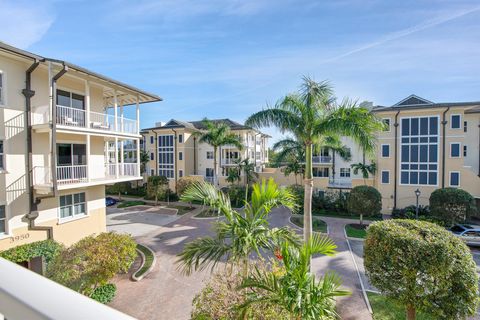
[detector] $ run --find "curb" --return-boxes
[288,214,329,235]
[344,227,373,315]
[131,244,156,282]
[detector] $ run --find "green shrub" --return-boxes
[346,186,381,224]
[429,188,477,226]
[222,185,250,208]
[391,205,430,219]
[286,185,304,214]
[0,239,63,265]
[177,177,198,197]
[365,219,479,319]
[47,232,137,295]
[313,190,349,213]
[117,200,147,208]
[90,283,117,304]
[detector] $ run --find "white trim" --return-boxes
[58,191,88,222]
[450,114,462,129]
[382,117,391,132]
[381,144,390,158]
[0,204,7,236]
[380,170,390,184]
[449,142,461,158]
[0,70,6,106]
[449,171,461,187]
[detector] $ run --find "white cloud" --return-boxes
[0,0,54,48]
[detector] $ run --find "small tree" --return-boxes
[346,185,381,225]
[110,182,130,200]
[177,177,197,198]
[350,162,376,185]
[429,188,477,226]
[147,175,168,205]
[365,219,479,320]
[47,232,137,296]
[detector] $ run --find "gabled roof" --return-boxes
[188,119,249,130]
[372,94,480,112]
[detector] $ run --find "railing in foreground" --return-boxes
[0,257,134,320]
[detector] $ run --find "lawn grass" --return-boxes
[168,205,194,215]
[195,208,223,218]
[134,244,154,278]
[117,200,147,208]
[313,210,383,221]
[345,223,368,239]
[367,292,434,320]
[290,215,327,233]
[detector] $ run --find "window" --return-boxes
[381,171,390,184]
[150,136,154,144]
[206,168,214,177]
[464,145,468,157]
[340,168,350,177]
[0,140,4,170]
[381,144,390,157]
[179,170,183,178]
[464,121,468,132]
[59,192,86,220]
[313,167,329,177]
[400,117,438,185]
[178,134,183,143]
[450,143,460,158]
[179,152,183,160]
[150,169,154,176]
[0,71,4,105]
[57,89,84,109]
[150,153,154,160]
[450,172,460,187]
[158,135,175,178]
[0,205,5,234]
[450,114,461,129]
[382,118,391,132]
[206,151,214,159]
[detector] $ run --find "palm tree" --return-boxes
[139,149,150,174]
[246,76,383,246]
[351,162,376,185]
[195,119,243,186]
[237,158,259,200]
[226,167,241,185]
[283,157,305,185]
[177,178,299,275]
[238,234,350,319]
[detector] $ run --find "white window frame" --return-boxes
[0,70,5,106]
[450,114,461,129]
[382,118,391,132]
[58,192,87,222]
[178,134,183,143]
[0,204,6,235]
[449,171,461,187]
[381,144,390,158]
[206,151,214,159]
[340,168,351,178]
[450,142,461,158]
[381,170,390,184]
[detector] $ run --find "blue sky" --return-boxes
[1,0,480,144]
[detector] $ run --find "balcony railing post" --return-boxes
[86,134,91,182]
[85,80,90,128]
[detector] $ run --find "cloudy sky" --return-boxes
[1,0,480,144]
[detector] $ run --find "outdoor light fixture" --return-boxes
[415,189,421,220]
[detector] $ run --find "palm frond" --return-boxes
[176,237,231,275]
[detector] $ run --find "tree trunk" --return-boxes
[360,213,363,226]
[118,191,122,201]
[304,143,313,248]
[213,146,218,186]
[406,304,416,320]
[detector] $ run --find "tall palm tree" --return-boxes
[238,234,350,319]
[195,119,243,186]
[177,178,299,275]
[246,76,383,245]
[237,158,259,200]
[351,162,377,185]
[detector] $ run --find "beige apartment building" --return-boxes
[141,119,269,190]
[373,95,480,213]
[0,42,160,251]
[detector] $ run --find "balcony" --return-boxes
[312,156,332,164]
[221,158,240,165]
[33,163,139,192]
[328,178,352,188]
[32,105,138,135]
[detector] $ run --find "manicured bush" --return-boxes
[313,190,349,214]
[47,232,137,295]
[365,219,479,320]
[429,188,477,226]
[90,283,117,304]
[391,205,430,219]
[346,186,381,224]
[0,239,63,265]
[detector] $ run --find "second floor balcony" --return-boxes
[312,155,332,164]
[32,105,138,135]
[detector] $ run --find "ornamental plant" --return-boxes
[0,239,62,265]
[364,219,479,320]
[429,188,477,226]
[346,185,381,225]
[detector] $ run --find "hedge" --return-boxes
[0,239,63,265]
[90,283,117,304]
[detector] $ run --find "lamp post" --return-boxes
[415,189,421,220]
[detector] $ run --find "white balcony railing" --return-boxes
[57,165,88,184]
[312,156,332,163]
[221,158,240,165]
[328,178,352,188]
[32,105,138,135]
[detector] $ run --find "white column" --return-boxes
[114,137,119,178]
[120,139,124,176]
[113,90,118,131]
[136,138,141,177]
[136,96,140,135]
[85,80,90,128]
[86,134,91,182]
[120,100,124,133]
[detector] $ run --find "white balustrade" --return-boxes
[312,156,332,163]
[56,165,88,184]
[56,105,86,127]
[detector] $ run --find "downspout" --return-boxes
[441,107,450,188]
[393,110,400,210]
[332,150,336,184]
[172,129,178,193]
[22,60,54,239]
[193,136,197,175]
[154,131,158,175]
[50,64,68,197]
